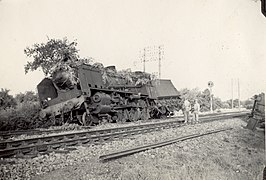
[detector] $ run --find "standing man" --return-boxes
[183,98,191,124]
[193,99,200,124]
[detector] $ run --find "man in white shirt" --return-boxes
[193,99,200,124]
[183,98,191,124]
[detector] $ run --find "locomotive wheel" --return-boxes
[160,106,167,115]
[122,109,129,123]
[129,109,138,122]
[141,108,149,120]
[128,109,134,122]
[116,110,124,123]
[82,112,93,126]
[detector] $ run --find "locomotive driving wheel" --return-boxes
[82,112,93,126]
[117,110,125,123]
[128,108,139,122]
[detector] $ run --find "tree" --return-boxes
[198,88,211,112]
[179,88,212,112]
[15,91,38,104]
[213,97,223,110]
[226,99,242,108]
[242,99,254,109]
[24,37,92,76]
[0,88,17,110]
[179,88,201,102]
[178,88,226,112]
[222,102,230,109]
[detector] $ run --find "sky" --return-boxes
[0,0,265,100]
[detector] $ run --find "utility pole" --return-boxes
[139,45,164,78]
[158,45,164,79]
[143,48,146,73]
[210,88,213,113]
[231,78,234,109]
[208,81,214,113]
[158,46,161,79]
[238,78,240,110]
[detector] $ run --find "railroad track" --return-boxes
[0,126,92,140]
[0,111,248,158]
[0,110,249,139]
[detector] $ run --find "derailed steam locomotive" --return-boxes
[37,63,181,125]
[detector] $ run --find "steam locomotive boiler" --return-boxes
[37,63,181,125]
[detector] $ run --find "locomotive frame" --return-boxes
[37,64,180,125]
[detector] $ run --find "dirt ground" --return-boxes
[1,118,265,180]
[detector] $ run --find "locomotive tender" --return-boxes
[37,63,181,125]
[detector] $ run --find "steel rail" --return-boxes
[0,112,247,148]
[0,123,182,158]
[0,122,182,157]
[0,121,181,149]
[99,127,232,161]
[0,111,249,139]
[0,128,91,140]
[0,112,247,158]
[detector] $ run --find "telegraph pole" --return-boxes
[231,78,234,109]
[208,81,214,113]
[143,48,146,73]
[210,88,213,113]
[158,45,164,79]
[139,45,164,78]
[158,46,161,79]
[238,78,240,110]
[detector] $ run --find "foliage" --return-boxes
[0,90,54,131]
[222,102,230,109]
[24,37,92,76]
[15,91,38,104]
[213,97,223,110]
[0,88,17,110]
[242,99,254,109]
[225,99,244,108]
[179,88,201,101]
[0,101,55,131]
[179,88,224,112]
[198,89,211,111]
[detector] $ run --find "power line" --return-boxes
[139,45,164,79]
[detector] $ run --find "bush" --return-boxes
[0,88,17,110]
[0,102,52,131]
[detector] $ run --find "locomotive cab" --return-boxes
[37,78,58,108]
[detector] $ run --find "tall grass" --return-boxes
[0,102,52,131]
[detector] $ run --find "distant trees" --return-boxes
[178,88,246,112]
[199,89,212,111]
[0,88,17,110]
[0,90,41,131]
[179,87,256,112]
[179,88,215,112]
[15,91,38,104]
[224,99,249,109]
[242,99,254,109]
[0,90,39,110]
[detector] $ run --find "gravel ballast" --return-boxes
[0,118,264,180]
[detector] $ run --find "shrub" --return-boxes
[0,102,52,131]
[0,88,17,110]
